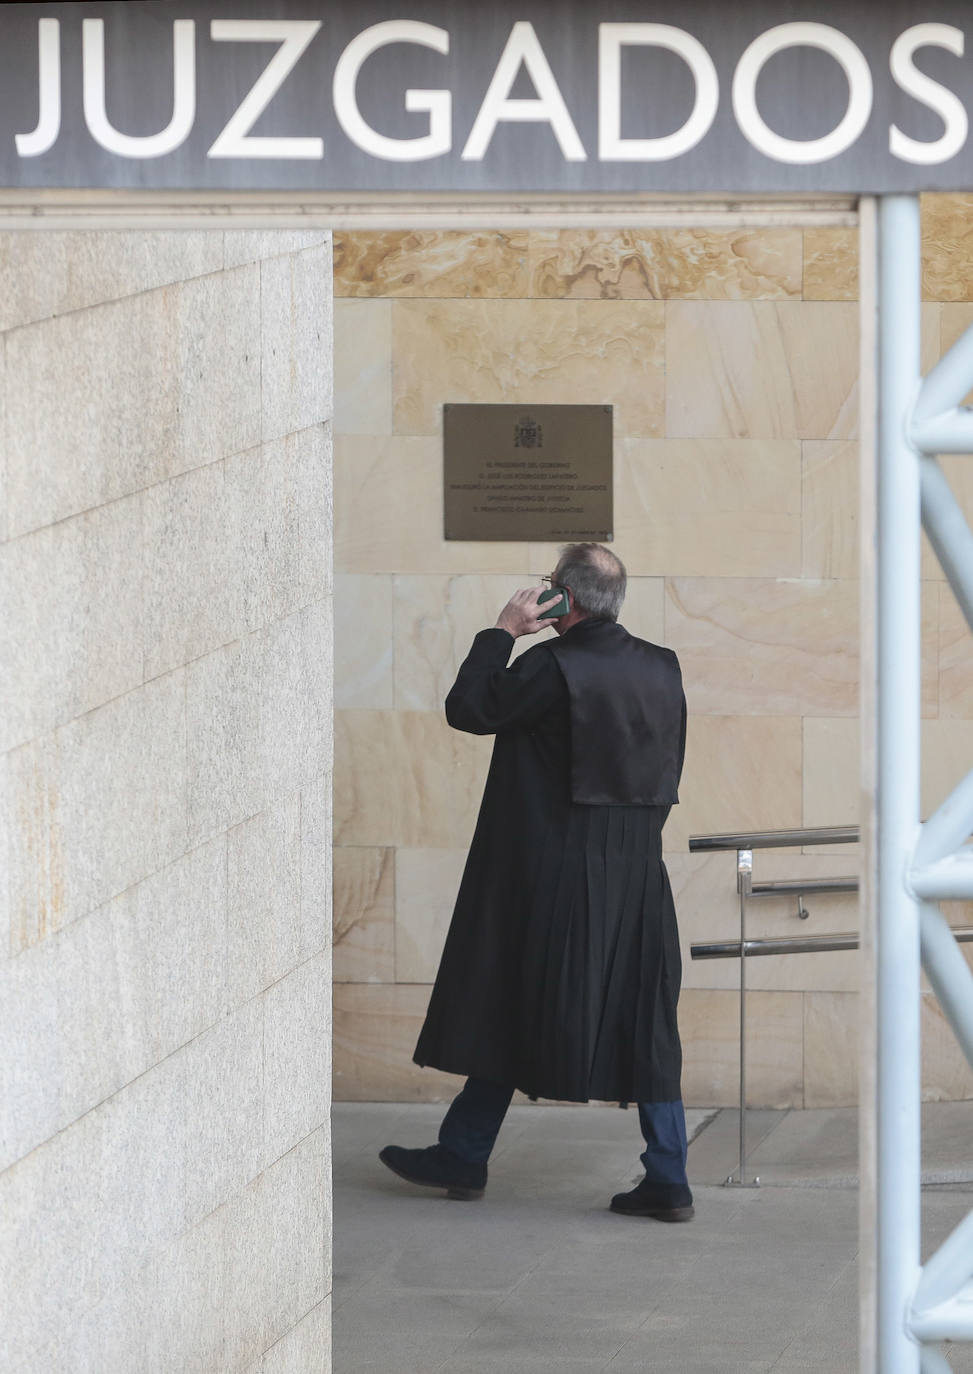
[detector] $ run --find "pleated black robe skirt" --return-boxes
[414,619,686,1105]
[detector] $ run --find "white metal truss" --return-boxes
[867,193,973,1373]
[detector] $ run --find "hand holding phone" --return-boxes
[537,586,570,617]
[495,585,568,637]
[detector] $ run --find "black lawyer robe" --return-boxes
[414,617,687,1104]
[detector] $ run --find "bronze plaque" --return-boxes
[444,404,612,542]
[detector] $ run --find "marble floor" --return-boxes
[333,1100,973,1374]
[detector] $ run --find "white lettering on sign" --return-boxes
[83,18,197,158]
[890,24,968,164]
[598,23,719,161]
[732,23,873,165]
[333,21,451,161]
[462,21,586,161]
[9,12,973,177]
[209,20,323,159]
[16,17,60,157]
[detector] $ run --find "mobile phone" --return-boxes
[538,585,570,617]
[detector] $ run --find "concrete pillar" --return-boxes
[0,229,334,1371]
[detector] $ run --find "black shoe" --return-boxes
[610,1177,694,1222]
[379,1144,487,1200]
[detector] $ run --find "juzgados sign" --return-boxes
[4,1,973,192]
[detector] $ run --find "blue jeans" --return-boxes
[438,1077,689,1187]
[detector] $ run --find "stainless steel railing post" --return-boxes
[688,825,863,1188]
[729,848,758,1187]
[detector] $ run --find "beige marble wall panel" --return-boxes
[395,848,468,984]
[802,441,859,581]
[922,992,973,1101]
[669,850,861,995]
[804,716,973,829]
[6,673,189,951]
[922,195,973,302]
[223,1127,330,1369]
[234,425,334,631]
[527,544,560,578]
[776,575,935,724]
[922,302,945,369]
[333,847,395,985]
[804,992,857,1107]
[618,577,666,645]
[222,230,329,270]
[260,244,333,444]
[141,461,245,682]
[667,852,740,993]
[667,576,859,718]
[334,709,489,849]
[333,983,458,1102]
[5,268,262,539]
[142,427,332,686]
[665,301,858,441]
[0,344,6,544]
[391,299,665,438]
[262,953,333,1167]
[0,231,225,333]
[185,603,333,848]
[262,1300,332,1374]
[922,719,973,818]
[617,440,801,579]
[528,229,802,301]
[665,715,803,853]
[940,302,973,357]
[334,231,529,298]
[938,305,973,412]
[1,837,227,1172]
[333,299,392,436]
[335,435,529,576]
[802,228,858,302]
[226,798,304,1009]
[392,574,540,713]
[334,574,394,710]
[803,717,859,830]
[923,582,941,718]
[679,988,804,1108]
[939,586,973,718]
[1,496,144,755]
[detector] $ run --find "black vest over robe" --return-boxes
[414,618,687,1104]
[546,619,684,805]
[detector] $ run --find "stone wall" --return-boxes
[332,198,973,1110]
[1,231,334,1371]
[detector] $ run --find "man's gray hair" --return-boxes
[554,543,627,622]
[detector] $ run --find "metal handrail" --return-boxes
[689,825,860,852]
[686,824,860,1187]
[693,928,973,960]
[751,877,858,897]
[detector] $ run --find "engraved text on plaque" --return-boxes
[444,404,612,542]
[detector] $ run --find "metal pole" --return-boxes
[728,848,755,1187]
[874,194,923,1374]
[859,195,880,1374]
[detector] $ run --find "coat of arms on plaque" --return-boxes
[513,415,543,449]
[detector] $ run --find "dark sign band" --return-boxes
[3,2,973,193]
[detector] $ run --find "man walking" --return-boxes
[380,543,692,1221]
